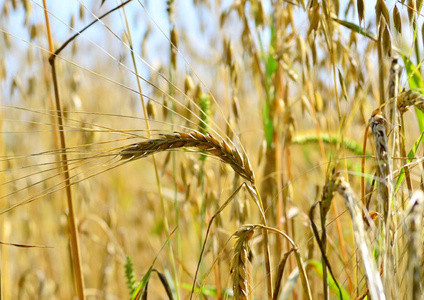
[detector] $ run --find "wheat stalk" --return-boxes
[120,131,255,184]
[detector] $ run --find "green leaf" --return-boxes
[395,131,424,194]
[131,228,176,300]
[400,54,424,131]
[306,260,350,300]
[132,266,153,300]
[181,283,233,297]
[332,18,377,41]
[262,17,278,147]
[263,100,274,147]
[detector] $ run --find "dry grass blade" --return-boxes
[335,175,386,300]
[231,226,254,300]
[119,131,255,184]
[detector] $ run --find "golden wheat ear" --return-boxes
[119,130,255,184]
[231,226,255,300]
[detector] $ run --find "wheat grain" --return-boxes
[119,131,255,184]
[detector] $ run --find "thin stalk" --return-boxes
[377,23,385,106]
[331,201,353,292]
[42,1,85,298]
[275,122,284,255]
[319,203,329,300]
[361,125,369,204]
[0,83,9,300]
[414,16,421,72]
[169,23,183,300]
[199,160,206,300]
[399,116,413,196]
[251,185,273,300]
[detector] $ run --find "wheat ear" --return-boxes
[120,131,255,184]
[369,110,392,222]
[397,90,424,114]
[231,226,254,300]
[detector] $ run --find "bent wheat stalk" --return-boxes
[120,130,255,184]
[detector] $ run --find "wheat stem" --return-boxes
[43,1,85,298]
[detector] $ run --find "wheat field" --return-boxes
[1,0,424,299]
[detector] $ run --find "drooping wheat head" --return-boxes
[119,130,255,184]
